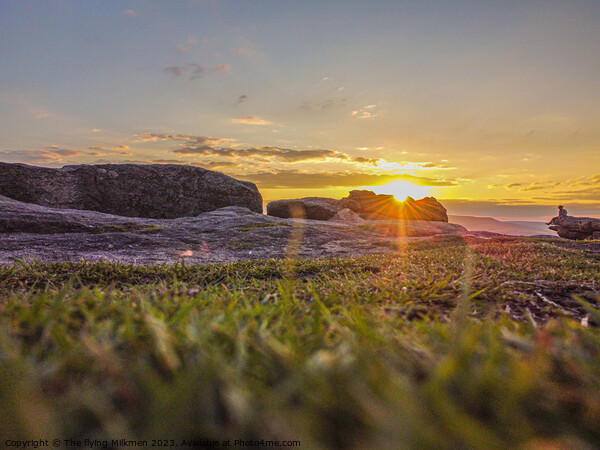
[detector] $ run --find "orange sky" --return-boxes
[1,1,599,220]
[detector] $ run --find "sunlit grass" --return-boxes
[1,237,599,448]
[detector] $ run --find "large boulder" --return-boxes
[0,162,262,219]
[548,207,600,240]
[267,197,340,220]
[339,190,448,222]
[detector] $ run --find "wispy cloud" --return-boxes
[236,95,248,104]
[26,105,54,119]
[86,145,130,151]
[232,117,272,125]
[134,133,195,142]
[134,133,233,146]
[173,145,347,162]
[144,132,350,163]
[505,183,522,189]
[529,174,600,202]
[230,46,255,57]
[163,63,230,80]
[164,66,188,77]
[351,104,377,119]
[229,39,258,58]
[0,142,138,164]
[503,180,563,192]
[176,37,198,52]
[300,97,346,113]
[351,156,381,165]
[138,132,452,174]
[123,9,136,18]
[497,174,600,203]
[521,181,562,192]
[0,148,82,165]
[85,145,132,156]
[239,170,459,189]
[190,63,230,79]
[197,161,242,170]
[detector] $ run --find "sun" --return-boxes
[367,181,430,201]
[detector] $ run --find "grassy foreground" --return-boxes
[1,237,599,449]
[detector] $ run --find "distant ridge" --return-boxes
[449,215,551,236]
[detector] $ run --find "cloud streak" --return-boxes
[232,117,272,125]
[138,132,453,173]
[176,37,198,52]
[351,104,377,119]
[0,149,82,164]
[134,133,232,146]
[173,145,348,162]
[163,63,230,80]
[164,66,188,77]
[238,169,458,189]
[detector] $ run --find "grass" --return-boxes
[1,237,599,448]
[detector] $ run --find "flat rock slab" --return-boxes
[0,196,467,265]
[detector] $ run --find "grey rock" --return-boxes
[339,190,448,222]
[357,220,465,237]
[0,196,466,265]
[329,208,365,224]
[267,191,449,222]
[0,162,262,218]
[0,194,152,234]
[267,197,340,220]
[548,207,600,240]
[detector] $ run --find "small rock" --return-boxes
[267,197,340,220]
[329,208,365,224]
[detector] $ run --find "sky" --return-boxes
[1,0,599,220]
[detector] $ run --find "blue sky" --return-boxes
[1,0,599,219]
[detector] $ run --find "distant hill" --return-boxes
[448,215,552,236]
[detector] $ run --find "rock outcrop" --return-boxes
[0,195,466,265]
[548,206,600,240]
[339,190,448,222]
[267,191,449,222]
[266,197,340,220]
[0,162,263,218]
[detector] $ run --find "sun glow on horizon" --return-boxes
[366,181,430,201]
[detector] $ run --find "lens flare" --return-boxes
[366,181,430,201]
